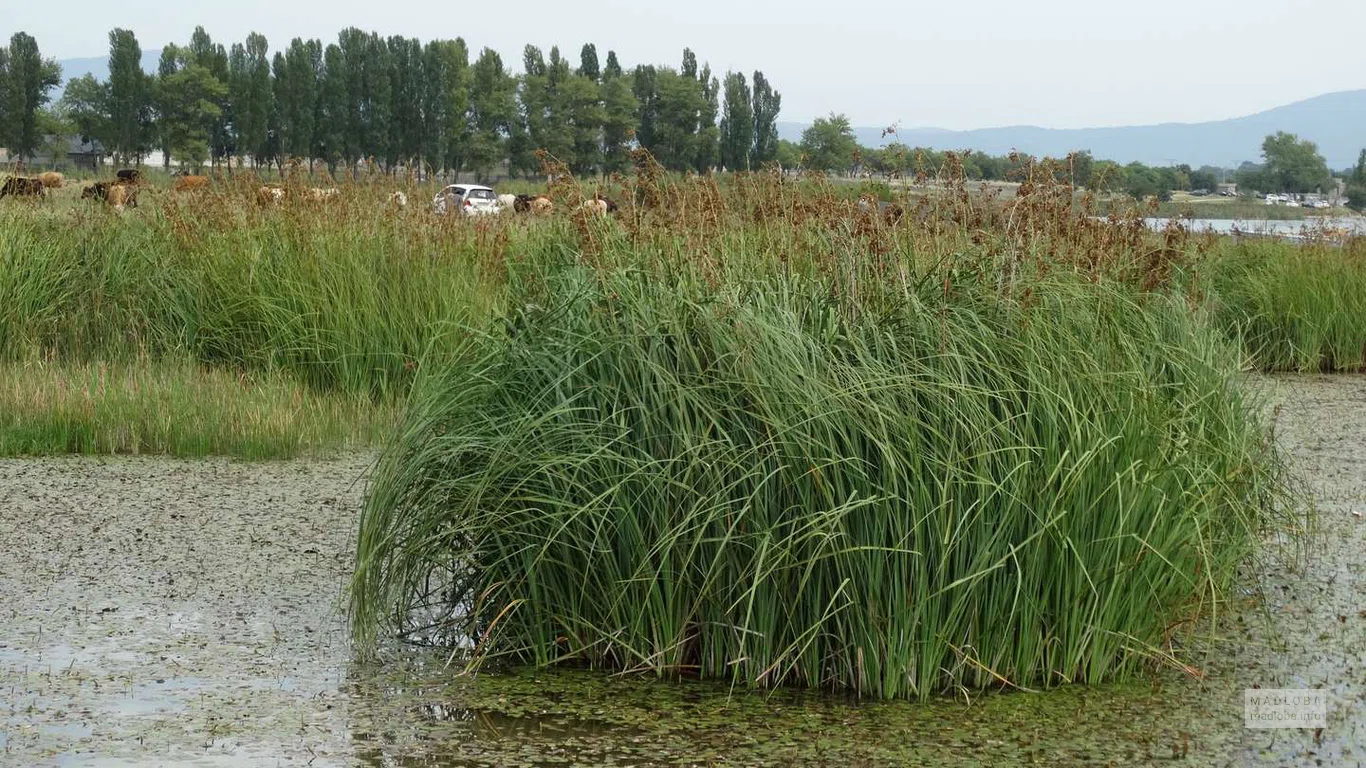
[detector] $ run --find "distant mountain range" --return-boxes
[779,90,1366,170]
[54,49,164,95]
[52,53,1363,170]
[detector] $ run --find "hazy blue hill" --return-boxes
[779,90,1366,169]
[53,49,163,97]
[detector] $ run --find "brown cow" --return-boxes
[116,169,143,184]
[83,180,139,207]
[108,184,132,209]
[81,181,115,201]
[174,175,209,192]
[39,171,64,189]
[1,177,46,199]
[530,196,554,215]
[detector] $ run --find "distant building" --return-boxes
[0,136,106,172]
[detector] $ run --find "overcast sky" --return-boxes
[7,0,1365,130]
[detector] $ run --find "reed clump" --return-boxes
[351,240,1290,698]
[1201,238,1366,372]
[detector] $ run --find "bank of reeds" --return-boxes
[0,183,501,399]
[0,358,393,457]
[1201,239,1366,372]
[350,247,1291,698]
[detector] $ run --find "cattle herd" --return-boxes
[0,169,625,218]
[2,170,901,224]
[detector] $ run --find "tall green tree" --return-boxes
[518,45,576,171]
[467,47,516,181]
[1260,131,1331,194]
[647,67,704,170]
[1,33,62,161]
[799,113,857,172]
[421,38,469,176]
[317,43,346,170]
[386,36,426,169]
[578,43,599,81]
[104,28,148,163]
[750,70,780,167]
[156,47,228,170]
[693,63,719,172]
[154,46,179,167]
[334,28,393,169]
[60,73,111,151]
[599,52,637,175]
[631,65,659,152]
[185,27,232,166]
[563,72,604,175]
[273,38,321,166]
[603,50,622,80]
[228,32,272,167]
[718,71,753,171]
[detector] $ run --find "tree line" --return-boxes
[2,26,1360,207]
[0,27,783,179]
[794,114,1356,203]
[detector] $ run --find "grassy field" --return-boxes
[3,162,1355,699]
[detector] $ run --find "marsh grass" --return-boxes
[0,158,1328,694]
[0,185,502,398]
[351,251,1291,699]
[1202,240,1366,372]
[0,358,395,457]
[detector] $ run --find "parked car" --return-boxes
[1190,189,1210,197]
[433,184,501,215]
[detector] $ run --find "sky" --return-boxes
[6,0,1366,130]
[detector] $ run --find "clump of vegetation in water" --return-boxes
[1200,238,1366,372]
[351,205,1292,698]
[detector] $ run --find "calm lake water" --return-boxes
[1139,216,1366,240]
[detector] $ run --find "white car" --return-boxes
[433,184,501,216]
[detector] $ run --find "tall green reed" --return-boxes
[352,252,1290,699]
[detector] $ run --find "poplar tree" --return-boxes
[694,63,719,172]
[317,43,346,171]
[273,38,321,166]
[1,33,62,161]
[425,38,469,176]
[750,70,781,167]
[578,44,599,81]
[183,27,232,166]
[228,32,272,166]
[719,71,753,171]
[467,47,516,181]
[599,51,637,174]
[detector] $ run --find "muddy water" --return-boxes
[1,376,1363,767]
